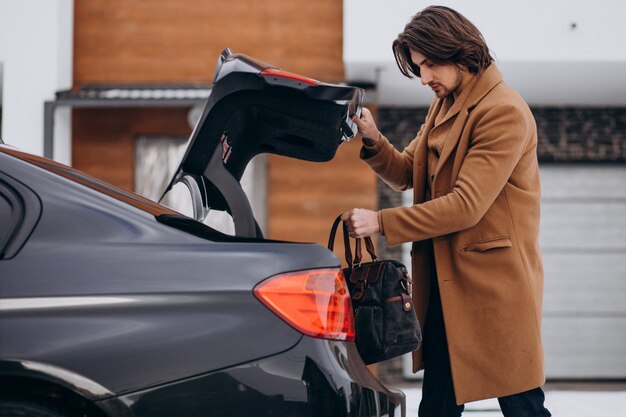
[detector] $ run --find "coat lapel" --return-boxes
[434,64,504,179]
[434,109,470,180]
[413,100,440,204]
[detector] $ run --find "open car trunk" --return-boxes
[162,49,363,238]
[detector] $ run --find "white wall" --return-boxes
[0,0,73,163]
[344,0,626,106]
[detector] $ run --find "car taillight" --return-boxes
[259,68,320,86]
[254,268,355,341]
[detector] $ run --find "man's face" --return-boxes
[410,49,465,99]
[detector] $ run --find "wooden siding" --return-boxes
[73,0,344,85]
[72,108,191,190]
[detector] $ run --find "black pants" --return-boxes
[418,271,551,417]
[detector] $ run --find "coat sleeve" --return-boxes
[359,124,425,192]
[379,102,535,246]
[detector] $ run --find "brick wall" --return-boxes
[377,106,626,164]
[535,108,626,162]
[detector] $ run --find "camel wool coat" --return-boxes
[362,64,545,404]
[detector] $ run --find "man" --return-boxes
[342,6,551,417]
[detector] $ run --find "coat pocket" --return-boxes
[462,237,512,253]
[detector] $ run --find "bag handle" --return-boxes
[328,215,378,265]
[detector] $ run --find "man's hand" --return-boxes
[341,208,380,238]
[351,107,380,144]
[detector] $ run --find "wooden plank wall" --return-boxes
[72,108,191,190]
[73,0,344,85]
[72,0,377,248]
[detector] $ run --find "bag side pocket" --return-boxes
[355,305,384,360]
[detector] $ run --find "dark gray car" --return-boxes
[0,50,405,417]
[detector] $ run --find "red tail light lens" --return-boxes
[260,68,320,86]
[254,268,355,341]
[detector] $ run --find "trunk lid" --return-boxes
[162,49,363,238]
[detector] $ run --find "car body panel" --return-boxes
[114,338,404,417]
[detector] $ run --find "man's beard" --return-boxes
[433,67,463,99]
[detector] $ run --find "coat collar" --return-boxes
[465,63,503,109]
[433,63,503,127]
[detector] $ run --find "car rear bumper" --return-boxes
[109,336,405,417]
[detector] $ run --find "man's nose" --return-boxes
[420,69,433,85]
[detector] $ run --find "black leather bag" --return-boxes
[328,215,422,364]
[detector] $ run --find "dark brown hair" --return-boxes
[392,6,493,78]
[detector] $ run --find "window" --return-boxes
[135,136,189,211]
[0,173,41,259]
[135,136,266,236]
[0,191,13,250]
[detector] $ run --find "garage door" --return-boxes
[540,164,626,378]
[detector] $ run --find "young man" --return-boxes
[342,6,551,417]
